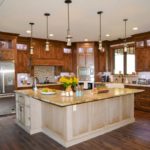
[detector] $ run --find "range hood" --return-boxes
[31,58,64,66]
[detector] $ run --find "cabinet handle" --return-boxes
[20,106,22,112]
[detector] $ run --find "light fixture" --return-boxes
[123,19,128,52]
[97,11,104,52]
[133,27,138,31]
[65,0,72,46]
[106,34,110,37]
[84,38,88,42]
[49,34,54,37]
[26,30,31,34]
[29,22,35,55]
[44,13,50,51]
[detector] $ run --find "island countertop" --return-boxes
[15,88,143,107]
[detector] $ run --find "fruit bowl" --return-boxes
[40,88,56,95]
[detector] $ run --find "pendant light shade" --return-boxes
[29,22,35,55]
[97,11,104,52]
[65,0,72,46]
[44,13,50,51]
[123,19,128,52]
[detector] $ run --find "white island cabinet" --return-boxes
[15,88,143,148]
[16,94,42,134]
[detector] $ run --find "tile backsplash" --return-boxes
[34,66,55,83]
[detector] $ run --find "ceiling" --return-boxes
[0,0,150,42]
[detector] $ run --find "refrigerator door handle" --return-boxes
[2,72,5,93]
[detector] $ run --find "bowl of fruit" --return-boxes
[41,88,56,95]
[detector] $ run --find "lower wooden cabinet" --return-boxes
[125,85,150,112]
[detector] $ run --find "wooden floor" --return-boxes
[0,111,149,150]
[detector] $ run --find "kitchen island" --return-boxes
[15,88,143,147]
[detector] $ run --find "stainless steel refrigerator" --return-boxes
[0,61,15,115]
[0,61,15,95]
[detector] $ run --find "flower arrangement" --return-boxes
[59,76,79,89]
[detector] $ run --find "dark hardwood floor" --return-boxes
[0,110,149,150]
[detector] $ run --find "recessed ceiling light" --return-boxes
[133,27,138,31]
[106,34,110,37]
[84,38,88,42]
[49,34,54,37]
[26,30,31,34]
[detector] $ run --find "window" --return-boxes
[114,49,124,74]
[114,47,135,74]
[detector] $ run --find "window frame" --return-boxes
[113,45,135,75]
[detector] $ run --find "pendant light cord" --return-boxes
[99,13,101,41]
[97,11,103,41]
[125,20,126,43]
[67,3,70,35]
[31,24,33,46]
[46,15,49,40]
[29,22,34,47]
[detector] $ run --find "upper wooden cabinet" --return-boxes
[16,51,30,73]
[30,39,64,60]
[77,43,94,67]
[136,48,150,72]
[17,37,65,66]
[0,32,18,60]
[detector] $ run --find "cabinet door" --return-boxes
[85,48,94,67]
[0,49,15,60]
[78,54,86,67]
[17,51,30,73]
[18,104,25,125]
[77,46,94,67]
[25,106,31,127]
[136,49,150,71]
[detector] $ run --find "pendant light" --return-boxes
[65,0,72,46]
[97,11,104,52]
[44,13,50,51]
[29,22,35,55]
[123,19,128,52]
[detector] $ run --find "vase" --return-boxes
[65,85,72,92]
[65,85,73,96]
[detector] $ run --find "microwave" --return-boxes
[78,67,94,76]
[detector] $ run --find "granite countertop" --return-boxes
[17,83,62,88]
[124,84,150,88]
[95,82,150,87]
[15,88,143,107]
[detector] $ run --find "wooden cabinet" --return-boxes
[0,49,15,60]
[30,39,65,66]
[135,48,150,72]
[125,85,150,112]
[16,50,30,73]
[77,43,94,67]
[0,32,18,60]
